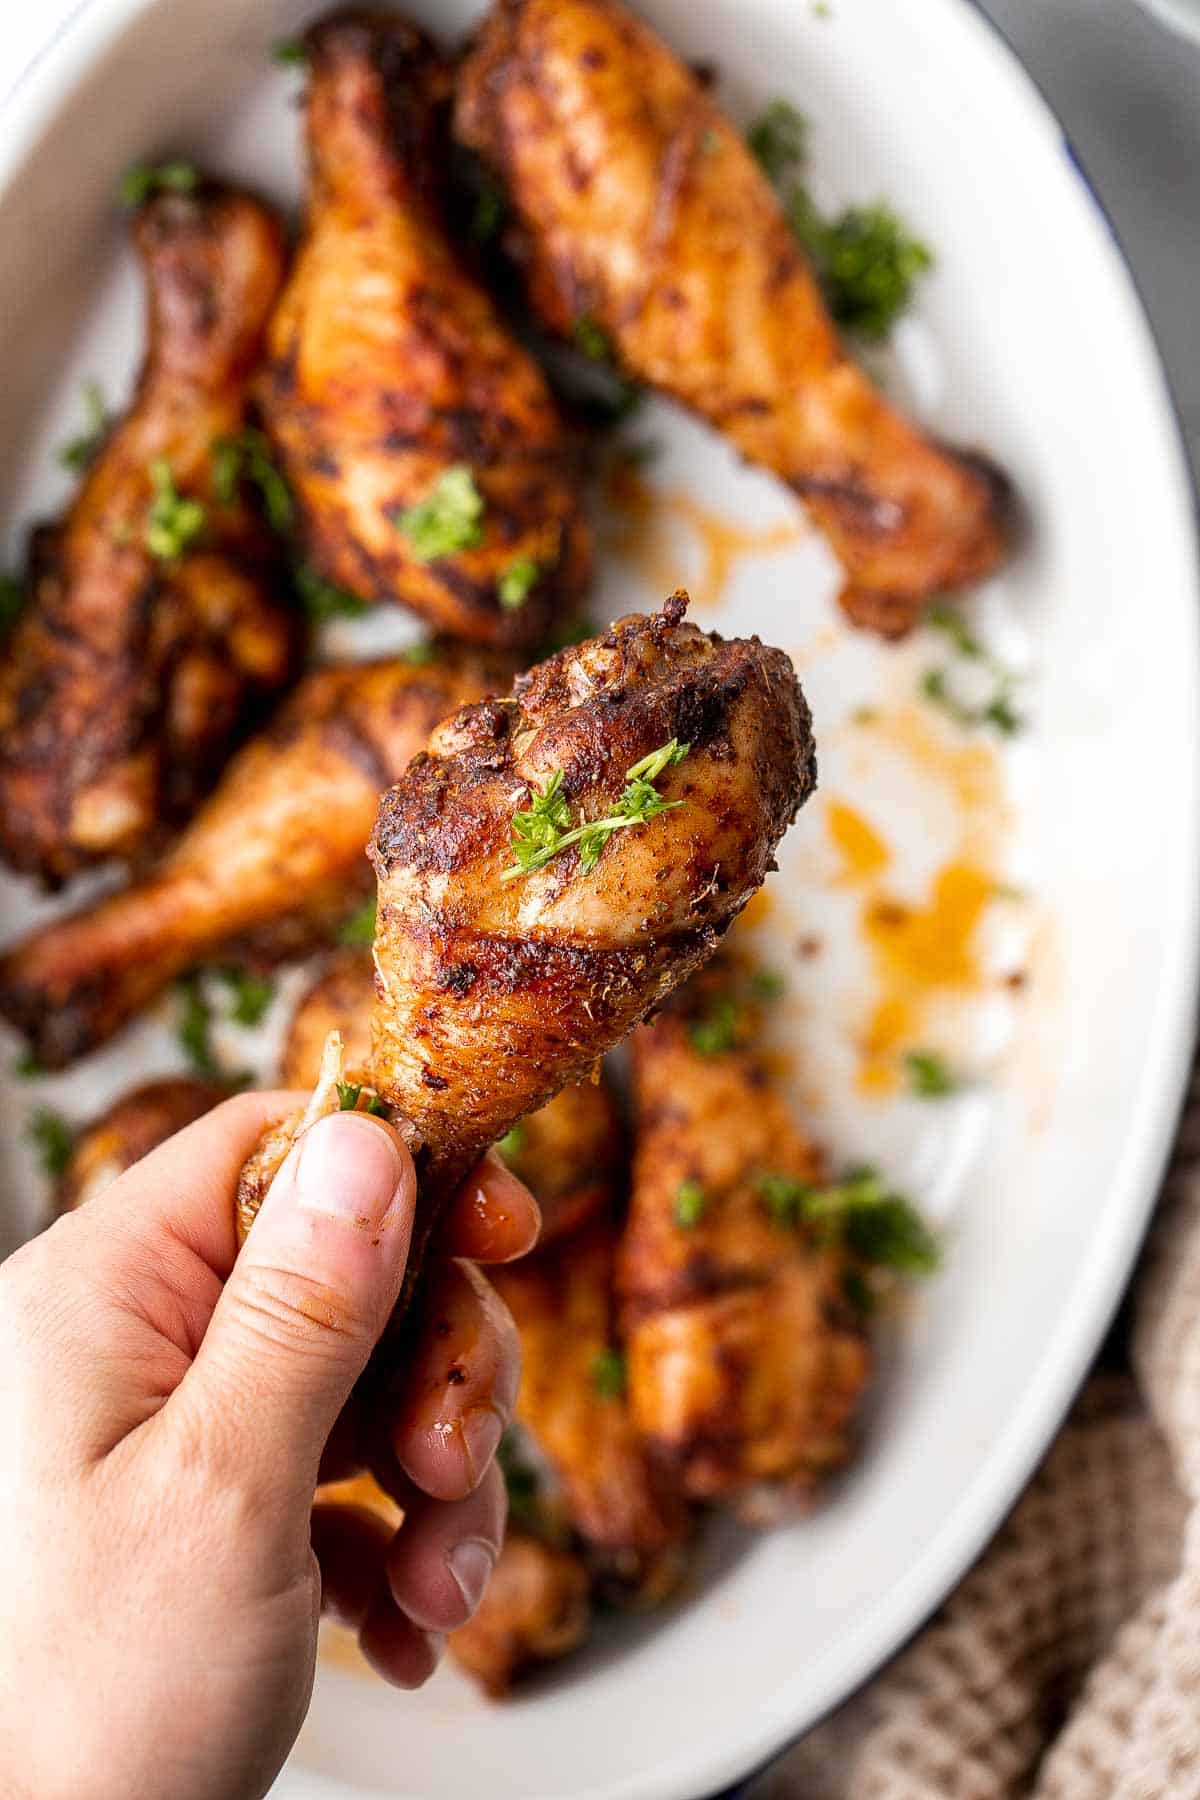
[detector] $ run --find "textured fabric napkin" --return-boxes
[751,1064,1200,1799]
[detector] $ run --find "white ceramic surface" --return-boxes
[1,2,1198,1797]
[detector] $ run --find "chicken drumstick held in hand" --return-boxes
[0,180,297,885]
[456,0,1009,635]
[258,8,591,648]
[238,594,816,1323]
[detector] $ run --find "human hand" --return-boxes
[0,1092,536,1800]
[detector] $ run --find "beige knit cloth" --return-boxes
[752,1068,1200,1800]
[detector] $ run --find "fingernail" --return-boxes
[462,1405,504,1486]
[447,1539,497,1617]
[291,1112,405,1230]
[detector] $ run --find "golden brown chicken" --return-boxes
[0,182,298,885]
[237,595,814,1315]
[455,0,1010,635]
[448,1531,591,1697]
[257,8,591,649]
[617,971,870,1522]
[492,1221,690,1600]
[281,949,618,1244]
[53,1076,226,1214]
[0,649,505,1068]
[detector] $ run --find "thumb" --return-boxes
[176,1109,415,1494]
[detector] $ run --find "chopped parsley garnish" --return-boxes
[144,458,205,562]
[175,973,221,1079]
[118,160,200,209]
[758,1164,939,1276]
[748,102,931,341]
[674,1178,707,1229]
[0,573,24,638]
[402,640,439,665]
[786,191,933,342]
[472,178,506,243]
[927,599,983,660]
[395,465,485,561]
[220,968,275,1029]
[498,556,541,611]
[212,429,293,534]
[336,1082,387,1116]
[904,1048,958,1099]
[338,896,376,948]
[502,739,689,881]
[920,667,1023,737]
[750,967,786,1002]
[271,37,307,65]
[498,1124,526,1161]
[59,382,112,473]
[746,100,808,185]
[293,562,368,622]
[688,996,740,1057]
[574,314,615,362]
[497,1431,541,1528]
[13,1051,44,1079]
[28,1107,74,1181]
[591,1347,627,1400]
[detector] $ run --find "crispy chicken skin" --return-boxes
[54,1076,226,1214]
[618,978,870,1521]
[455,0,1010,634]
[237,595,813,1310]
[281,948,617,1243]
[448,1531,591,1697]
[0,184,297,885]
[257,9,591,648]
[492,1220,690,1599]
[0,650,504,1068]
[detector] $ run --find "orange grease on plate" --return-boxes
[604,462,803,607]
[827,708,1008,1094]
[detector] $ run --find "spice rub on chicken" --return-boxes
[456,0,1010,635]
[257,8,591,648]
[0,181,297,885]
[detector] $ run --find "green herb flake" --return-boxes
[688,996,740,1057]
[498,1124,526,1162]
[294,562,368,623]
[750,967,786,1002]
[338,896,377,947]
[272,37,307,65]
[363,1094,388,1118]
[502,740,689,882]
[144,457,206,562]
[402,640,439,666]
[920,666,1024,738]
[0,572,24,639]
[118,160,200,209]
[591,1347,627,1400]
[497,1431,541,1528]
[498,555,541,611]
[767,1163,940,1277]
[758,1171,814,1228]
[13,1050,44,1080]
[746,100,808,185]
[574,314,614,363]
[788,191,933,342]
[28,1107,75,1181]
[59,381,112,473]
[395,465,486,561]
[220,968,276,1029]
[927,599,983,659]
[904,1048,958,1099]
[212,429,293,534]
[175,973,221,1079]
[337,1082,362,1112]
[674,1178,708,1229]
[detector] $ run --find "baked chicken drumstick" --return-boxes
[237,595,815,1316]
[0,649,504,1067]
[618,970,871,1521]
[0,181,297,884]
[455,0,1009,635]
[257,8,591,648]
